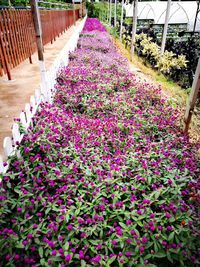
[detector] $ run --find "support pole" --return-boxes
[183,58,200,133]
[73,0,76,26]
[120,0,124,41]
[109,0,112,25]
[30,0,44,61]
[114,0,117,27]
[107,0,110,22]
[193,1,200,32]
[30,0,48,101]
[131,0,138,62]
[161,0,171,54]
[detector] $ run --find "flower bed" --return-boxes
[0,18,199,267]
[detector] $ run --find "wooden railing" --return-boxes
[0,8,80,80]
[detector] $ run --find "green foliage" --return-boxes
[87,1,122,24]
[135,33,187,75]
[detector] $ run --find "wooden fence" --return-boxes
[0,8,80,80]
[0,15,87,174]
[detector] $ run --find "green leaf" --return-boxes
[39,247,43,258]
[64,241,69,251]
[154,252,166,258]
[144,254,152,260]
[81,260,86,267]
[49,256,62,262]
[168,232,174,241]
[15,242,24,249]
[119,222,126,228]
[167,250,173,263]
[40,258,46,266]
[107,256,116,265]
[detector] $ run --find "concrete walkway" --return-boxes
[0,20,82,158]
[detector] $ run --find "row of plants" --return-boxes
[0,18,200,267]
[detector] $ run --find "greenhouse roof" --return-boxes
[125,1,200,31]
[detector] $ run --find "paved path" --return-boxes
[0,20,82,159]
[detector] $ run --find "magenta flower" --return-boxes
[142,236,148,243]
[79,250,84,259]
[166,225,173,231]
[67,224,73,230]
[22,240,28,246]
[111,240,117,245]
[16,207,22,212]
[139,246,145,252]
[27,233,33,239]
[130,230,135,235]
[51,250,57,256]
[125,251,131,257]
[65,254,71,262]
[126,219,132,225]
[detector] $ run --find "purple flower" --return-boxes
[139,246,145,252]
[142,236,148,243]
[32,224,38,229]
[67,224,73,230]
[166,225,173,231]
[111,240,117,245]
[51,250,57,256]
[130,230,135,235]
[79,250,84,259]
[125,251,131,257]
[126,219,132,225]
[16,207,22,212]
[65,254,71,262]
[58,235,63,241]
[27,233,33,239]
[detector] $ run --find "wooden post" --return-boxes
[109,0,112,25]
[131,0,138,62]
[183,58,200,133]
[30,0,44,61]
[30,0,48,101]
[161,0,171,54]
[114,0,117,27]
[73,0,76,26]
[0,27,11,80]
[120,0,124,41]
